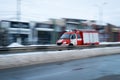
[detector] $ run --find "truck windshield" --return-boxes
[60,33,71,39]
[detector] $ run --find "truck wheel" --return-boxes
[91,43,95,45]
[69,43,73,46]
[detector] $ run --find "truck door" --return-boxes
[70,34,77,45]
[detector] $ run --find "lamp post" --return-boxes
[17,0,21,20]
[94,2,107,42]
[16,0,22,44]
[94,2,107,25]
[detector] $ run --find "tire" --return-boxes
[69,43,73,46]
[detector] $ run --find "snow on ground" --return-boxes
[7,42,24,47]
[100,42,120,45]
[29,44,56,46]
[1,46,120,69]
[7,42,120,47]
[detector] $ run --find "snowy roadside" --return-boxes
[7,42,120,48]
[7,42,56,47]
[0,47,120,69]
[100,42,120,45]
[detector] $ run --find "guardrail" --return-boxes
[0,44,120,54]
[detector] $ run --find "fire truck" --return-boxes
[56,29,99,46]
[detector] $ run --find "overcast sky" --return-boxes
[0,0,120,25]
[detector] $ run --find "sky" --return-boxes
[0,0,120,26]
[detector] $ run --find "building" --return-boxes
[1,20,30,45]
[30,22,62,44]
[106,23,120,42]
[45,18,120,42]
[0,18,119,46]
[0,20,63,46]
[44,18,95,30]
[0,25,8,46]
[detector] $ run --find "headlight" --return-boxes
[63,42,67,44]
[57,39,63,43]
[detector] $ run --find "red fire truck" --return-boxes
[56,29,99,46]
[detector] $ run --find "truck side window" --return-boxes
[77,34,81,39]
[71,34,76,39]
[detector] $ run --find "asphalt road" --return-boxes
[0,54,120,80]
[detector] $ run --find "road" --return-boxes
[0,54,120,80]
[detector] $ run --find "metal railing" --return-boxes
[0,43,120,54]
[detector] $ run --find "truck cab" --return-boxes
[56,31,82,46]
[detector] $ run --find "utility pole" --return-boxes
[94,2,107,42]
[94,2,107,25]
[16,0,22,44]
[17,0,21,20]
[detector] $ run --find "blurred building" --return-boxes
[0,20,63,46]
[45,18,120,42]
[92,23,120,42]
[30,22,62,44]
[106,23,120,42]
[0,20,30,45]
[0,18,120,46]
[44,18,94,30]
[0,25,8,46]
